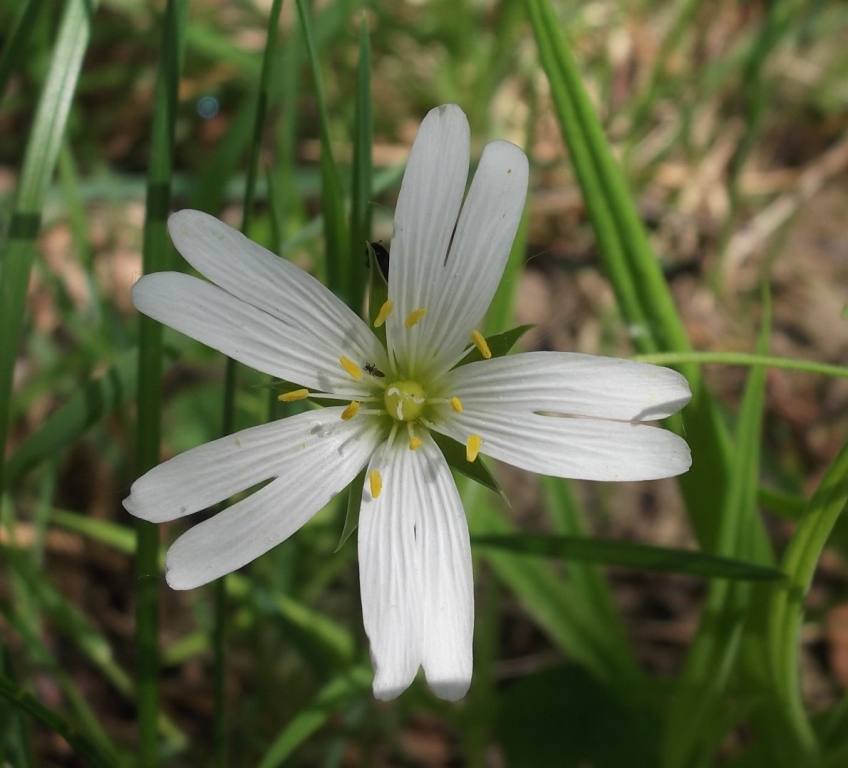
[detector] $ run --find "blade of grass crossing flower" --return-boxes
[524,0,744,555]
[296,0,350,302]
[0,0,100,514]
[661,295,772,768]
[135,1,188,764]
[349,15,373,313]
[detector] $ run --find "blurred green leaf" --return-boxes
[258,665,372,767]
[499,663,659,768]
[0,0,101,498]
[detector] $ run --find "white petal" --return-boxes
[132,272,378,397]
[423,140,529,375]
[432,408,692,481]
[386,105,470,374]
[359,432,474,701]
[168,210,385,370]
[440,352,691,421]
[123,407,380,523]
[417,436,474,701]
[163,410,384,589]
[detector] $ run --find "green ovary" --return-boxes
[384,380,426,421]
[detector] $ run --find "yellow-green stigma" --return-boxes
[384,380,426,422]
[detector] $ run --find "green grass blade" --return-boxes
[5,342,185,485]
[464,480,644,693]
[633,352,848,380]
[541,477,631,660]
[0,0,48,105]
[257,666,371,768]
[134,1,189,763]
[661,294,771,767]
[523,0,744,554]
[0,0,99,506]
[349,14,373,315]
[0,634,33,768]
[0,673,116,768]
[471,534,782,581]
[766,441,848,761]
[295,0,350,301]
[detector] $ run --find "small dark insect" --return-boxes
[364,362,385,378]
[364,241,390,281]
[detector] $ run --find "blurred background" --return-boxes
[2,0,848,765]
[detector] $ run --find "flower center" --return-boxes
[384,380,426,421]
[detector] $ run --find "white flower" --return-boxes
[124,104,692,702]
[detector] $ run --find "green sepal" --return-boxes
[431,431,508,504]
[335,468,366,552]
[456,323,535,367]
[471,534,785,581]
[365,241,389,347]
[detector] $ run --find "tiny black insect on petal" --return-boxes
[364,241,390,281]
[364,362,386,378]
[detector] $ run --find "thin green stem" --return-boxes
[134,1,188,764]
[632,351,848,379]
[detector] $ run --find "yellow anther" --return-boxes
[341,401,360,421]
[278,388,309,402]
[405,308,427,328]
[450,396,463,413]
[470,330,492,359]
[369,469,383,499]
[340,356,363,380]
[409,436,423,451]
[466,434,482,462]
[374,299,394,328]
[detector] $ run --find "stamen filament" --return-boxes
[466,434,482,462]
[450,396,463,413]
[374,300,394,328]
[470,330,492,359]
[278,389,309,402]
[405,308,427,328]
[341,401,360,421]
[340,356,363,380]
[369,469,383,499]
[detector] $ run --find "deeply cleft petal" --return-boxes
[422,140,529,375]
[359,433,473,701]
[124,408,384,589]
[132,273,376,398]
[432,407,692,482]
[440,351,692,421]
[386,104,470,374]
[168,210,387,374]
